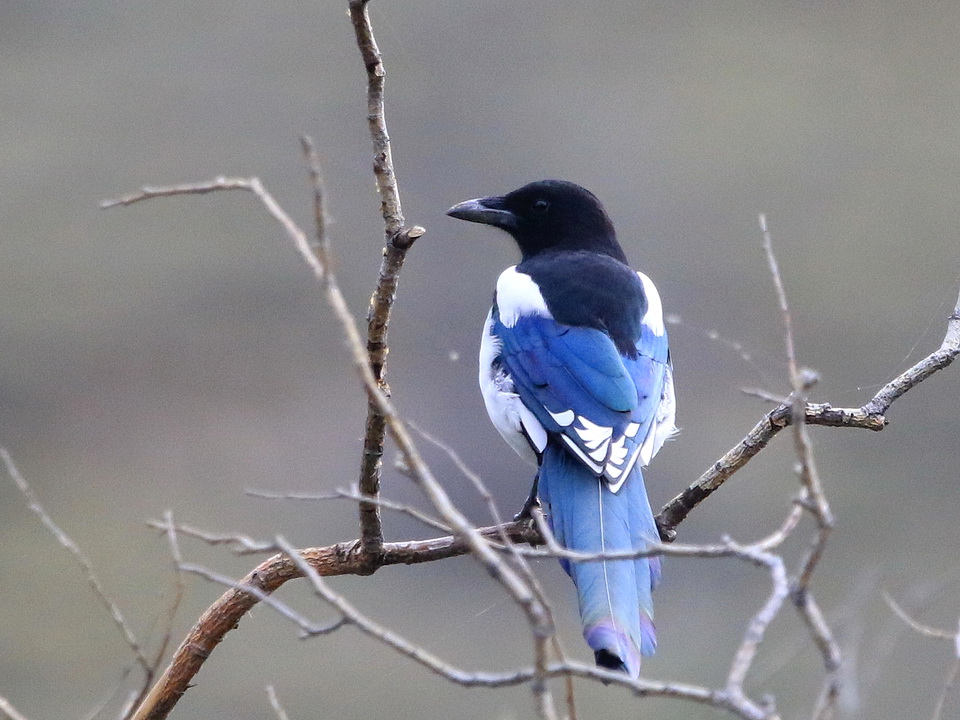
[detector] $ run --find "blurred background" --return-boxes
[2,2,959,718]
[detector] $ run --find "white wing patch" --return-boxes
[637,271,665,337]
[495,266,552,328]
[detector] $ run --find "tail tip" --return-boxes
[585,621,643,679]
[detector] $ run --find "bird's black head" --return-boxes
[447,180,626,263]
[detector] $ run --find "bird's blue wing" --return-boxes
[493,306,669,485]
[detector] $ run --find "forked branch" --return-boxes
[655,284,960,538]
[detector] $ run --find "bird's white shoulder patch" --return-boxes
[495,266,552,328]
[636,271,665,337]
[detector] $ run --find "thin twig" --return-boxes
[724,543,788,713]
[247,486,452,534]
[760,214,798,381]
[275,535,518,684]
[882,594,956,641]
[246,488,339,500]
[119,512,189,718]
[151,512,187,670]
[932,659,959,720]
[883,594,960,720]
[266,686,291,720]
[332,487,452,533]
[146,520,279,555]
[1,448,152,674]
[179,563,346,637]
[760,216,840,720]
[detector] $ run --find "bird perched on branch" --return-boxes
[447,180,677,678]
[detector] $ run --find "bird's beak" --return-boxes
[446,196,519,231]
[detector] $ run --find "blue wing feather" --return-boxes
[493,307,670,481]
[493,310,640,454]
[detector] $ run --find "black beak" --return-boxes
[446,196,518,231]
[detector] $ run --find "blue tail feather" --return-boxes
[539,443,659,678]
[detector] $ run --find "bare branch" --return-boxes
[101,177,254,208]
[146,520,279,555]
[117,512,191,718]
[98,15,960,719]
[932,659,959,720]
[759,213,798,381]
[178,563,346,637]
[128,520,540,720]
[332,486,452,533]
[758,216,834,581]
[406,424,562,718]
[248,485,452,534]
[883,594,960,720]
[656,284,960,537]
[271,537,768,720]
[151,511,187,669]
[103,176,323,278]
[2,448,152,674]
[795,592,841,720]
[724,543,788,715]
[408,421,519,540]
[299,136,332,273]
[863,285,960,417]
[348,0,425,562]
[274,535,520,686]
[883,593,956,641]
[760,216,840,720]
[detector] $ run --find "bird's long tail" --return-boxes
[538,442,660,679]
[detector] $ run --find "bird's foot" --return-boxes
[513,496,541,523]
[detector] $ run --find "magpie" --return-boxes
[447,180,677,678]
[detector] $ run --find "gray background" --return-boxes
[2,2,959,718]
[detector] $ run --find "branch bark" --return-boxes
[129,522,539,720]
[348,0,425,565]
[655,287,960,539]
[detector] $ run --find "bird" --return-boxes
[446,179,676,678]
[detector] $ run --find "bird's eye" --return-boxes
[532,199,550,214]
